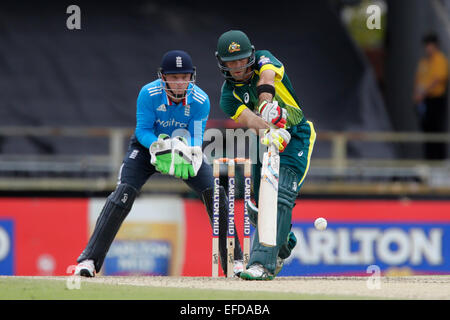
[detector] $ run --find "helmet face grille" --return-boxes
[216,30,255,84]
[157,68,197,100]
[216,47,256,84]
[158,50,196,100]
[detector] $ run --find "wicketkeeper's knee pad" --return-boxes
[77,183,138,272]
[108,183,138,210]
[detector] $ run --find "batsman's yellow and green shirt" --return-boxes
[219,50,305,128]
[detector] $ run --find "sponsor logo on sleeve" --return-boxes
[258,56,271,67]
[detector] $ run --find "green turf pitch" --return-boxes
[0,278,375,300]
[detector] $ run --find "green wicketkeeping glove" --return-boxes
[171,136,203,180]
[150,135,203,179]
[149,134,173,174]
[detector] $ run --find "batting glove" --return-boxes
[261,128,291,153]
[258,100,288,129]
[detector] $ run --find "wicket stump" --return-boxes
[212,157,251,277]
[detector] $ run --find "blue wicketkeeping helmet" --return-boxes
[159,50,196,75]
[157,50,196,100]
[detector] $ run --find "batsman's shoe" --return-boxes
[74,259,95,277]
[240,263,274,281]
[233,260,244,277]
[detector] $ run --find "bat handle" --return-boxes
[268,128,279,155]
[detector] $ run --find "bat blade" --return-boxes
[258,144,279,247]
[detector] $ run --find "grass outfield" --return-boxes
[0,278,376,300]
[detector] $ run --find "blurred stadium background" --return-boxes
[0,0,449,278]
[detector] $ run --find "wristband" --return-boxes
[256,84,275,97]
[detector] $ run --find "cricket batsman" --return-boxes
[74,50,244,277]
[215,30,316,280]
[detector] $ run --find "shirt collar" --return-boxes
[163,82,193,106]
[229,73,255,87]
[166,95,187,106]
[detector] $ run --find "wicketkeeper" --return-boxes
[74,50,244,277]
[215,30,316,280]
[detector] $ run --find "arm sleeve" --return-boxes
[256,50,285,81]
[188,96,210,147]
[135,87,158,149]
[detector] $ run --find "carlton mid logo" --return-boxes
[288,227,443,266]
[228,42,241,53]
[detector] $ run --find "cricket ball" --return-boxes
[314,217,327,231]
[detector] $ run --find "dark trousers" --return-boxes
[420,96,448,160]
[120,135,214,194]
[122,136,243,269]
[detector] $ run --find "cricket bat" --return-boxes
[258,134,279,247]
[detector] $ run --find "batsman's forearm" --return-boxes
[249,116,270,132]
[257,69,276,104]
[247,115,270,137]
[258,92,274,104]
[236,108,270,134]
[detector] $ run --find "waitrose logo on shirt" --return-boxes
[155,118,188,128]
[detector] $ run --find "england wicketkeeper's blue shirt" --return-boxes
[135,79,210,148]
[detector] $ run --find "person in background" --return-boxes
[414,32,449,160]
